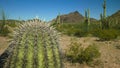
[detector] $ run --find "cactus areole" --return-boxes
[0,19,63,68]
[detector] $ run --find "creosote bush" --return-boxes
[54,23,88,37]
[115,43,120,49]
[0,19,63,68]
[66,39,82,62]
[78,45,101,63]
[92,29,119,41]
[54,22,120,41]
[0,25,11,36]
[66,39,100,64]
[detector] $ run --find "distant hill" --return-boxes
[52,11,97,23]
[59,11,84,23]
[0,19,22,23]
[0,19,22,27]
[108,10,120,23]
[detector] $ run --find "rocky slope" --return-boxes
[108,10,120,23]
[52,11,97,23]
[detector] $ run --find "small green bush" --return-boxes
[115,43,120,49]
[0,25,11,36]
[54,23,88,37]
[53,22,120,40]
[66,40,83,62]
[66,40,101,64]
[78,45,101,63]
[74,29,87,37]
[92,29,119,41]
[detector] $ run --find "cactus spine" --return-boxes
[2,20,62,68]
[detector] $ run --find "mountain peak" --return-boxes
[69,11,81,16]
[72,11,79,14]
[59,11,84,23]
[52,11,97,23]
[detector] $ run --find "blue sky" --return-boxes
[0,0,120,21]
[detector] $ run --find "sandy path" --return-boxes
[0,36,9,55]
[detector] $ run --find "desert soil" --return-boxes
[0,36,9,55]
[59,35,120,68]
[0,35,120,68]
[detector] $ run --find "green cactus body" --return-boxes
[101,0,110,29]
[84,9,90,31]
[87,9,90,26]
[3,20,62,68]
[103,0,106,19]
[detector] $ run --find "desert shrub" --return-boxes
[92,29,119,41]
[73,29,82,37]
[88,59,103,67]
[74,29,88,37]
[78,45,101,63]
[7,21,17,27]
[66,39,83,62]
[115,43,120,49]
[65,29,87,37]
[53,21,120,40]
[0,25,11,36]
[66,39,101,64]
[54,23,89,37]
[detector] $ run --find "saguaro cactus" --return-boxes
[101,0,109,29]
[0,10,6,33]
[57,13,61,24]
[56,13,61,27]
[0,20,62,68]
[100,13,103,28]
[103,0,106,19]
[84,9,90,31]
[85,9,90,25]
[84,9,90,24]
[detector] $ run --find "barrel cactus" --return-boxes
[0,19,62,68]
